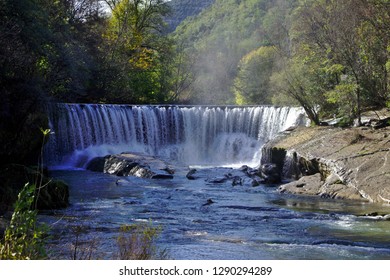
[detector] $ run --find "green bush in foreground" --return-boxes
[0,183,47,260]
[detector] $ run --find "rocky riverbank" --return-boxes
[261,121,390,204]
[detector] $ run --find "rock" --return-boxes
[319,184,364,200]
[325,173,342,185]
[186,169,198,180]
[259,163,281,184]
[262,125,390,203]
[278,173,323,196]
[370,117,390,129]
[202,199,215,206]
[251,179,261,187]
[231,176,243,186]
[101,153,174,179]
[284,126,298,132]
[86,156,107,172]
[245,167,259,177]
[360,212,390,220]
[239,165,250,173]
[208,176,229,184]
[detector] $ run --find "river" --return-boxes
[40,166,390,260]
[41,104,390,260]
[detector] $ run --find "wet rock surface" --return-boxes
[259,163,281,184]
[87,153,175,179]
[263,118,390,203]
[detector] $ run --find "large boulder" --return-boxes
[85,156,107,172]
[261,124,390,203]
[87,153,175,179]
[259,163,281,184]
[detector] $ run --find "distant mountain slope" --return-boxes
[172,0,295,104]
[165,0,215,32]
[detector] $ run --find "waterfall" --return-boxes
[45,104,307,168]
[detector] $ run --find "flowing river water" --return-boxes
[40,104,390,259]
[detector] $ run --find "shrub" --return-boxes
[0,183,47,260]
[116,222,168,260]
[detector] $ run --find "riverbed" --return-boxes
[40,167,390,260]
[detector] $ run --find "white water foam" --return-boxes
[45,105,307,168]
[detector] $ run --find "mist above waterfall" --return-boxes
[46,104,307,169]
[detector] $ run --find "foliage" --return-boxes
[173,0,278,104]
[101,0,175,103]
[234,46,277,105]
[270,56,324,125]
[68,225,99,260]
[285,0,390,124]
[172,0,389,122]
[0,183,47,260]
[0,0,389,148]
[116,222,167,260]
[326,83,359,121]
[165,0,215,33]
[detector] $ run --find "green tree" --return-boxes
[292,0,390,124]
[270,55,326,125]
[103,0,173,103]
[234,46,277,105]
[173,0,274,104]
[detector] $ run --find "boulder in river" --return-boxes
[259,163,281,184]
[87,153,174,179]
[186,169,198,180]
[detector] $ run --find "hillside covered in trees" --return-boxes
[0,0,389,167]
[174,0,390,126]
[164,0,215,32]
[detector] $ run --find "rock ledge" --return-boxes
[262,124,390,204]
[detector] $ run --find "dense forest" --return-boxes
[164,0,215,32]
[174,0,390,126]
[0,0,389,166]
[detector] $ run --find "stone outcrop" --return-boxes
[86,153,175,179]
[258,163,282,184]
[278,173,363,200]
[262,124,390,204]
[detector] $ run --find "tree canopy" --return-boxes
[173,0,390,123]
[0,0,389,143]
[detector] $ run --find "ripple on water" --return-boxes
[44,169,390,260]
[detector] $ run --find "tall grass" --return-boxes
[0,183,47,259]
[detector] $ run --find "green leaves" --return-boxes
[0,183,47,260]
[39,128,52,137]
[102,0,174,103]
[234,46,277,105]
[290,0,390,122]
